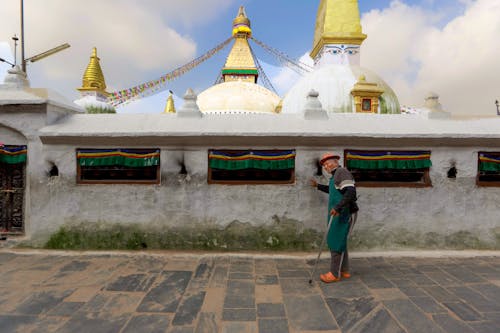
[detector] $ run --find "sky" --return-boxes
[0,0,498,115]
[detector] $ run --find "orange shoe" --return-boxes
[320,272,341,283]
[341,271,351,279]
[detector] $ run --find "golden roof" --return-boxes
[311,0,367,58]
[351,75,384,95]
[164,91,176,113]
[78,47,107,94]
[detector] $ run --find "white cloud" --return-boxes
[0,0,235,103]
[361,0,500,115]
[267,53,314,97]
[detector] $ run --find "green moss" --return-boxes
[42,221,499,251]
[85,105,116,114]
[44,220,323,251]
[348,226,498,251]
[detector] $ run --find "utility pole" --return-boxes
[14,0,70,76]
[20,0,26,73]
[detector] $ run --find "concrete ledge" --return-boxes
[2,248,499,259]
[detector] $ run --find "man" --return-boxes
[311,152,358,283]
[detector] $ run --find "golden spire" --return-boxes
[164,91,176,113]
[311,0,367,59]
[78,47,108,95]
[232,6,251,37]
[222,6,258,83]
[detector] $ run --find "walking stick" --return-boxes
[309,214,335,285]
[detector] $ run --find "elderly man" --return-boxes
[311,152,358,283]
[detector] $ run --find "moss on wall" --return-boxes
[41,220,500,251]
[85,105,116,114]
[44,220,323,251]
[349,225,499,250]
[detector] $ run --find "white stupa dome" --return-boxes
[282,64,400,114]
[197,81,281,115]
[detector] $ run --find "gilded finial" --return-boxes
[232,6,252,37]
[275,99,283,113]
[78,47,108,95]
[164,90,176,113]
[311,0,367,59]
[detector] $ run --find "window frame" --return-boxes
[362,98,373,112]
[76,148,161,185]
[207,149,296,185]
[476,151,500,187]
[344,149,432,188]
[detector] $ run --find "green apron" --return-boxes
[327,177,351,252]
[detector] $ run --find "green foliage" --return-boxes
[44,220,324,251]
[85,105,116,114]
[42,223,500,251]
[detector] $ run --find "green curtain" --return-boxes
[347,159,432,170]
[479,161,500,172]
[78,156,159,167]
[210,158,294,171]
[0,146,27,165]
[0,153,27,164]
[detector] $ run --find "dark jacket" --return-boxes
[317,167,359,213]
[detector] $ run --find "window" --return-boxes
[362,98,372,112]
[477,152,500,186]
[208,150,295,185]
[77,149,160,184]
[345,150,432,187]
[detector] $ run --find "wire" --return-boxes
[248,43,278,95]
[250,37,313,76]
[109,36,234,107]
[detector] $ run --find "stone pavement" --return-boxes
[0,251,499,333]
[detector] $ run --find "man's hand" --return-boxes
[310,179,318,188]
[330,208,339,216]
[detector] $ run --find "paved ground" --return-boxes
[0,251,499,333]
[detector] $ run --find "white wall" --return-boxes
[25,144,500,249]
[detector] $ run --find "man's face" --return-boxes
[322,159,339,173]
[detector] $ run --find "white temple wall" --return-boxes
[24,143,500,249]
[0,105,50,238]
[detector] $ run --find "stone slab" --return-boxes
[258,318,289,333]
[325,297,378,332]
[284,295,338,331]
[122,314,171,333]
[195,312,218,333]
[432,314,476,333]
[105,273,156,292]
[257,303,286,318]
[172,291,206,326]
[138,271,192,313]
[442,301,483,321]
[350,307,405,333]
[222,308,257,321]
[383,299,444,333]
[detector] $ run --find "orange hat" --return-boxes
[320,152,340,165]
